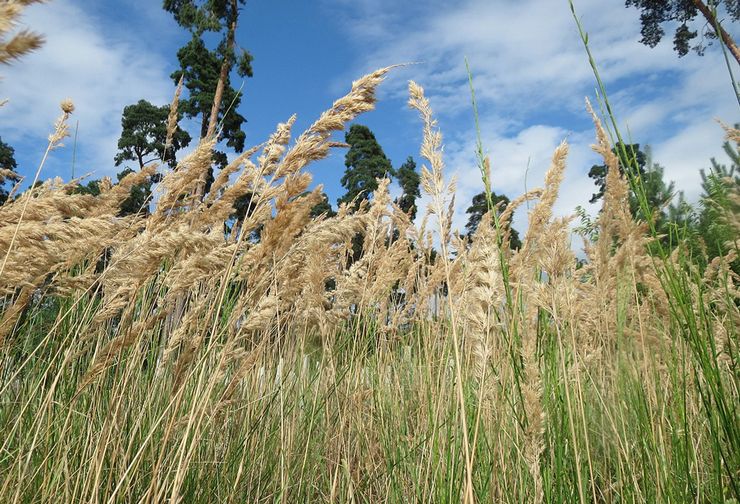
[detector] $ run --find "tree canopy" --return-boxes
[310,192,337,219]
[338,124,394,210]
[171,36,251,147]
[588,142,647,204]
[115,100,191,170]
[588,143,675,230]
[625,0,740,64]
[0,138,19,205]
[165,0,254,193]
[696,135,739,267]
[465,191,522,250]
[395,156,421,220]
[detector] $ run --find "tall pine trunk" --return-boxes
[692,0,740,66]
[195,0,238,201]
[206,0,238,141]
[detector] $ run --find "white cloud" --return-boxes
[327,0,738,242]
[0,0,176,179]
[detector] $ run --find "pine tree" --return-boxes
[0,138,19,205]
[115,100,191,170]
[625,0,740,64]
[465,191,522,250]
[588,142,647,204]
[395,156,420,220]
[697,136,739,267]
[588,143,674,230]
[310,192,336,218]
[164,0,254,190]
[338,125,394,211]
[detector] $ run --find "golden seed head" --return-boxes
[60,99,75,114]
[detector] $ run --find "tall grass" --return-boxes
[1,24,739,504]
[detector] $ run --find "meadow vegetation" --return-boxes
[0,2,739,503]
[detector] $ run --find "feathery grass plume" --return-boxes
[277,66,395,178]
[0,167,19,186]
[150,138,216,223]
[408,79,475,503]
[198,159,259,228]
[164,75,184,155]
[495,189,542,263]
[455,211,506,379]
[165,237,236,298]
[0,180,101,227]
[408,81,458,246]
[367,232,413,313]
[289,212,366,329]
[0,215,135,295]
[578,101,674,361]
[537,215,577,279]
[0,279,39,345]
[0,0,45,67]
[585,99,632,258]
[512,141,568,282]
[48,99,75,147]
[257,115,296,176]
[721,122,740,144]
[0,167,159,310]
[93,223,217,323]
[238,199,322,311]
[702,252,739,368]
[245,173,315,252]
[361,177,392,255]
[94,163,159,215]
[203,144,262,206]
[293,239,335,333]
[0,3,23,35]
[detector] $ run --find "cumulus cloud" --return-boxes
[0,0,176,179]
[326,0,738,241]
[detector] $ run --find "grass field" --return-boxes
[0,5,738,499]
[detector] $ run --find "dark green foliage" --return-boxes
[589,143,675,227]
[338,125,394,263]
[697,137,739,267]
[625,0,740,57]
[171,36,250,146]
[73,168,159,217]
[0,137,19,205]
[588,142,647,204]
[395,156,420,220]
[164,0,247,34]
[73,179,102,197]
[465,191,522,250]
[637,160,675,230]
[231,191,256,224]
[310,192,336,218]
[115,100,191,170]
[118,168,158,217]
[164,0,254,194]
[338,124,394,210]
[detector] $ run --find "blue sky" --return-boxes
[1,0,738,236]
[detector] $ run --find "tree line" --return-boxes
[0,0,737,272]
